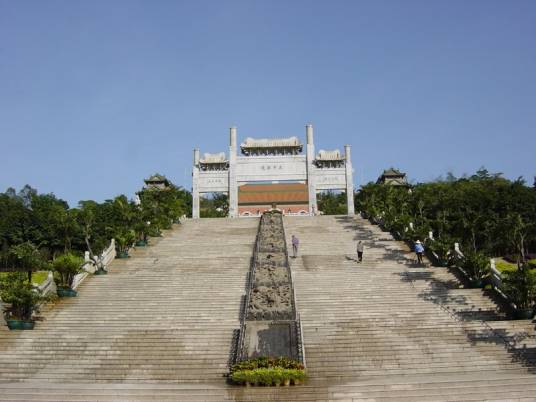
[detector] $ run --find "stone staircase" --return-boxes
[0,218,258,385]
[0,215,534,401]
[284,215,536,399]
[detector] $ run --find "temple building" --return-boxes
[238,183,309,216]
[192,124,354,218]
[144,174,171,190]
[376,168,409,187]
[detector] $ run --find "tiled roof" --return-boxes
[316,149,343,160]
[200,152,227,163]
[382,168,404,177]
[238,183,309,204]
[241,137,302,148]
[145,174,168,183]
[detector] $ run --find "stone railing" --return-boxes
[490,259,503,290]
[37,271,56,297]
[72,239,116,289]
[449,243,511,300]
[364,212,530,312]
[81,239,116,274]
[235,211,305,365]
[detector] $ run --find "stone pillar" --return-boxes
[228,126,238,218]
[306,124,317,215]
[344,144,355,216]
[192,148,200,219]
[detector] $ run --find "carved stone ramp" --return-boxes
[236,211,303,363]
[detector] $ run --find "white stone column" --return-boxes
[192,148,200,219]
[306,124,317,215]
[228,126,238,218]
[344,144,355,216]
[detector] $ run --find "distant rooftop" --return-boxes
[144,174,171,189]
[377,168,409,186]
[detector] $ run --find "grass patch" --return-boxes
[494,258,536,283]
[31,271,51,285]
[495,258,517,273]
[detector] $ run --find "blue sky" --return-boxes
[1,0,535,206]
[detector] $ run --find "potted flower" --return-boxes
[0,272,47,330]
[502,264,536,319]
[52,253,84,297]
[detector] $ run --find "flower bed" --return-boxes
[230,357,305,386]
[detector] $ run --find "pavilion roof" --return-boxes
[382,168,404,177]
[145,174,169,183]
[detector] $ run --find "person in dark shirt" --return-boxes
[356,241,364,263]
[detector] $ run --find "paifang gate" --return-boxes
[192,124,355,218]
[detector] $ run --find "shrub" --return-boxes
[0,272,49,321]
[528,259,536,269]
[426,236,455,267]
[502,265,536,310]
[52,253,84,289]
[461,251,490,281]
[230,367,306,385]
[230,356,304,374]
[230,356,306,385]
[114,229,136,254]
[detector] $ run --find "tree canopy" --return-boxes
[356,169,536,262]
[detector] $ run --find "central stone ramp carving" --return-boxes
[236,211,304,362]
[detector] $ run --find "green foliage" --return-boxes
[231,367,306,385]
[140,184,191,225]
[502,265,536,310]
[114,228,136,254]
[426,236,455,267]
[528,259,536,269]
[317,191,347,215]
[200,193,228,218]
[52,253,84,289]
[0,272,49,321]
[461,250,490,281]
[356,169,536,260]
[1,242,48,272]
[230,356,304,374]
